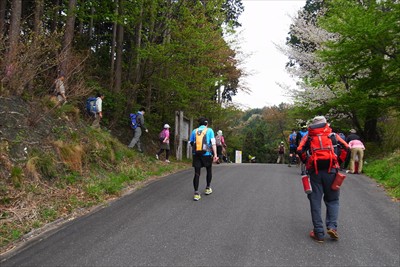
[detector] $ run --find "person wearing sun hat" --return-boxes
[156,123,171,163]
[344,129,361,169]
[346,129,361,143]
[215,130,227,163]
[297,115,349,243]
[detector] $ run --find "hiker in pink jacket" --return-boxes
[347,139,365,174]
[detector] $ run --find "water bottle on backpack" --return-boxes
[302,175,312,194]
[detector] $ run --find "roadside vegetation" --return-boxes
[0,103,190,253]
[363,150,400,200]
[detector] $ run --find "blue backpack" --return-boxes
[289,133,297,148]
[130,113,141,129]
[86,97,97,114]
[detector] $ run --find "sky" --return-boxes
[232,0,306,109]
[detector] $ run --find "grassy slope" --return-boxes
[363,150,400,200]
[0,100,190,255]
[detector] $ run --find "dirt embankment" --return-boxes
[0,96,88,253]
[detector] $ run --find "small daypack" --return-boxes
[86,97,97,114]
[215,135,222,146]
[194,127,208,155]
[159,129,166,142]
[130,113,141,129]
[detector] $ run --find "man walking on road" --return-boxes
[297,115,349,243]
[189,117,218,201]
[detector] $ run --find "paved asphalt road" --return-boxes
[1,164,399,266]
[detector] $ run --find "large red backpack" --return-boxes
[306,124,339,174]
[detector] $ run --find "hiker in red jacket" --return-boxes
[297,116,349,243]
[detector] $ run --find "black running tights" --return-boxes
[193,166,212,192]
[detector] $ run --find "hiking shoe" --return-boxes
[205,187,213,195]
[155,154,159,160]
[193,193,201,201]
[309,230,324,243]
[165,160,170,163]
[327,228,339,240]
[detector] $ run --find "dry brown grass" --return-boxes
[26,156,40,181]
[53,141,83,173]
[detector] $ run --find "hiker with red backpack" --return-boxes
[297,116,349,243]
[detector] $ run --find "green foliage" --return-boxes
[61,173,82,185]
[39,207,58,222]
[288,0,399,142]
[11,230,22,240]
[11,166,23,188]
[29,149,58,180]
[315,0,400,140]
[363,150,400,199]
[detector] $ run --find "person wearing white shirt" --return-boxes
[92,93,104,129]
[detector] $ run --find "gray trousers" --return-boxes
[128,127,142,151]
[92,113,101,129]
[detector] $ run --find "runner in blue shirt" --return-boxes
[189,117,218,201]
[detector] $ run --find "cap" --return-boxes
[217,130,222,135]
[310,116,327,126]
[164,124,170,129]
[350,129,356,133]
[198,117,208,126]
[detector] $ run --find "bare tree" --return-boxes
[114,0,123,92]
[110,0,118,89]
[51,0,60,33]
[7,0,22,66]
[33,0,44,35]
[61,0,77,75]
[0,0,7,38]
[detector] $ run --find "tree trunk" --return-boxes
[61,0,77,75]
[146,81,152,112]
[7,0,22,65]
[131,0,143,103]
[364,114,380,142]
[88,5,94,39]
[0,0,7,38]
[51,0,60,33]
[110,0,118,89]
[114,0,124,92]
[33,0,44,35]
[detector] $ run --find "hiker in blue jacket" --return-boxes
[288,129,297,167]
[128,107,148,152]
